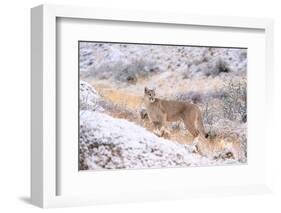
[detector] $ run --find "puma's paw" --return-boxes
[153,129,162,137]
[191,144,199,153]
[160,127,171,138]
[163,129,171,138]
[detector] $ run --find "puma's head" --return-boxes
[144,87,156,103]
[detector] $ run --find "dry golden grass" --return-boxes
[93,82,142,110]
[196,135,242,159]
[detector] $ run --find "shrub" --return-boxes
[175,91,203,104]
[222,79,247,122]
[203,102,214,125]
[87,59,158,83]
[216,58,230,73]
[181,57,231,79]
[204,58,231,77]
[191,79,246,125]
[175,90,227,104]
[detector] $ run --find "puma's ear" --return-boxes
[144,87,148,93]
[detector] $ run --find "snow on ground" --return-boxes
[79,42,247,77]
[80,80,104,112]
[79,110,238,170]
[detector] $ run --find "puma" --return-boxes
[143,87,208,142]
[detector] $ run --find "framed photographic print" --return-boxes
[78,41,248,170]
[31,4,274,208]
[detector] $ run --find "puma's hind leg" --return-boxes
[182,113,201,152]
[182,112,200,138]
[196,113,208,139]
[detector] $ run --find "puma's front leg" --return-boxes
[151,121,162,136]
[159,113,171,137]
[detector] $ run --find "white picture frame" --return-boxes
[31,4,274,208]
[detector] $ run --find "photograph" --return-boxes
[79,41,247,171]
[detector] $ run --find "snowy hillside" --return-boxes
[79,110,237,170]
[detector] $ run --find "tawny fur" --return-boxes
[143,87,206,139]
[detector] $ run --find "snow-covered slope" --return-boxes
[80,80,103,112]
[79,110,237,170]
